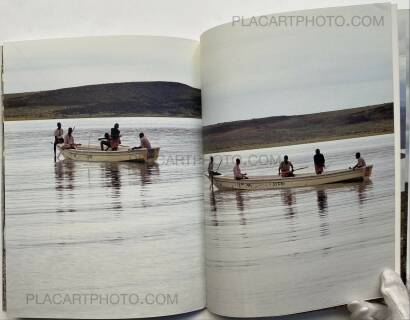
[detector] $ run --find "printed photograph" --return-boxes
[2,36,205,318]
[398,8,409,282]
[201,4,398,317]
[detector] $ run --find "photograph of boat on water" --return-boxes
[398,8,410,284]
[202,4,401,317]
[0,3,406,320]
[2,36,205,319]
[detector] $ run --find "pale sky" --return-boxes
[3,36,200,93]
[0,0,408,42]
[201,4,397,125]
[1,3,407,104]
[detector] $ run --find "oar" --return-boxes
[293,166,309,172]
[215,158,223,172]
[209,158,222,190]
[53,140,58,162]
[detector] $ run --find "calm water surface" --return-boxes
[205,134,396,317]
[5,117,205,318]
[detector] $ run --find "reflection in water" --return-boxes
[316,189,330,238]
[205,135,395,317]
[6,118,205,319]
[355,181,372,223]
[209,191,217,213]
[102,163,122,212]
[133,162,159,209]
[54,160,76,214]
[99,162,160,212]
[54,160,76,193]
[235,192,246,225]
[280,189,297,243]
[316,189,328,214]
[356,181,372,205]
[137,162,160,186]
[235,192,245,212]
[281,189,297,218]
[209,191,219,226]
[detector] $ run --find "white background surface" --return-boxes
[0,0,408,42]
[0,1,408,319]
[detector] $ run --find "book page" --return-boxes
[2,36,205,319]
[201,4,400,317]
[398,8,410,283]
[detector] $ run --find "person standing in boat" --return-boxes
[132,132,151,150]
[208,156,214,175]
[208,156,221,176]
[233,158,247,180]
[110,123,121,151]
[352,152,366,170]
[62,127,76,149]
[314,149,325,174]
[54,122,64,160]
[279,155,294,177]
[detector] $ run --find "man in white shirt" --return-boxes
[233,158,247,180]
[63,127,76,149]
[132,132,152,150]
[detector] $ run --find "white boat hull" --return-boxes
[58,145,160,162]
[209,165,373,191]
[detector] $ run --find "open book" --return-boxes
[1,3,405,319]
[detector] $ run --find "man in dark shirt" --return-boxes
[314,149,325,174]
[110,123,121,151]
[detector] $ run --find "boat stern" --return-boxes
[364,165,373,178]
[147,148,160,162]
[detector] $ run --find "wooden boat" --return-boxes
[58,145,160,163]
[208,165,373,191]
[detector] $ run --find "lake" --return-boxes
[4,117,205,318]
[204,134,396,317]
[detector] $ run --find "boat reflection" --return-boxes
[280,189,297,242]
[355,181,373,223]
[356,181,372,206]
[99,162,160,211]
[54,160,76,213]
[235,192,247,225]
[209,191,219,226]
[102,163,123,211]
[207,190,248,226]
[137,162,160,186]
[208,180,373,236]
[209,190,217,212]
[281,189,297,219]
[316,188,330,238]
[54,160,76,194]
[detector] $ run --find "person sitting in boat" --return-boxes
[62,127,76,149]
[314,149,325,174]
[99,133,111,151]
[279,155,294,177]
[110,123,121,151]
[233,158,248,180]
[352,152,366,170]
[132,132,152,150]
[208,156,221,176]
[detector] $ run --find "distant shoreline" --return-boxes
[204,131,393,155]
[3,81,202,121]
[3,114,202,122]
[203,103,394,154]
